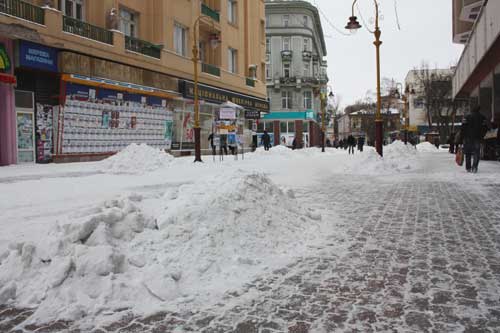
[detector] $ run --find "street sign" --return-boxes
[244,110,261,119]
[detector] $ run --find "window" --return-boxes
[120,8,138,37]
[303,122,309,133]
[228,48,237,73]
[283,63,290,78]
[303,15,308,27]
[313,62,319,77]
[228,0,237,24]
[265,15,270,27]
[198,42,205,62]
[303,38,309,51]
[283,37,290,51]
[63,0,84,20]
[288,121,295,132]
[303,62,310,77]
[282,91,292,109]
[303,91,312,109]
[266,63,271,80]
[266,38,270,54]
[283,15,289,27]
[280,122,287,133]
[174,23,187,56]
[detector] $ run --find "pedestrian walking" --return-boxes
[262,131,271,151]
[208,133,216,156]
[448,133,455,154]
[357,136,365,152]
[460,106,489,173]
[347,135,356,155]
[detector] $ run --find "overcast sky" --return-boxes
[309,0,464,107]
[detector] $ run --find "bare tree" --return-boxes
[414,63,457,141]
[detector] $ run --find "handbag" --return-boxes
[455,147,464,166]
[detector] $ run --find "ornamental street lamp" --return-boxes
[192,16,221,163]
[345,0,384,156]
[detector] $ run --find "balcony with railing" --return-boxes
[125,36,162,59]
[201,3,220,22]
[281,50,292,62]
[0,0,44,25]
[246,77,255,87]
[63,16,113,45]
[302,51,312,61]
[201,62,220,76]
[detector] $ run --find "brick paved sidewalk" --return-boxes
[2,174,500,332]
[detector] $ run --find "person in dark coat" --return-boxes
[461,106,489,173]
[347,135,356,155]
[261,131,271,151]
[292,137,297,150]
[357,136,365,152]
[447,132,455,154]
[208,133,216,156]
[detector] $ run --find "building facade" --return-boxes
[452,0,499,158]
[0,0,268,165]
[262,0,328,148]
[405,68,456,137]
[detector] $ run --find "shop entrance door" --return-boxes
[15,90,35,163]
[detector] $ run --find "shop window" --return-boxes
[120,7,138,38]
[280,121,287,133]
[303,122,309,133]
[174,23,188,56]
[288,121,295,133]
[257,121,265,132]
[63,0,85,21]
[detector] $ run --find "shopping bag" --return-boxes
[455,147,464,166]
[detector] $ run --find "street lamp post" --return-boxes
[345,0,383,156]
[192,16,220,163]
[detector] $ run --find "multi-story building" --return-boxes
[261,0,328,148]
[405,68,455,136]
[452,0,499,158]
[0,0,268,165]
[452,0,498,112]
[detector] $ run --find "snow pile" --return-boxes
[253,145,294,157]
[0,171,328,326]
[100,143,174,174]
[352,141,419,174]
[417,142,439,152]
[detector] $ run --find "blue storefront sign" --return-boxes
[19,41,58,72]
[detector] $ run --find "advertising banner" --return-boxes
[220,107,236,120]
[19,41,58,72]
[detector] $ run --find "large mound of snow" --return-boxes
[351,141,419,174]
[0,171,329,326]
[253,145,294,157]
[417,142,439,152]
[100,143,174,174]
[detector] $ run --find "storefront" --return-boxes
[261,111,318,148]
[14,40,60,164]
[177,80,269,155]
[0,37,16,166]
[53,74,179,162]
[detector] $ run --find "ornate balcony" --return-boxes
[201,3,220,22]
[302,51,312,61]
[246,77,255,87]
[201,63,220,76]
[125,36,162,59]
[63,16,113,45]
[281,50,292,62]
[0,0,44,25]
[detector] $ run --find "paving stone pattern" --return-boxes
[2,176,500,332]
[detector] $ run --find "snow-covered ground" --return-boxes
[0,141,499,329]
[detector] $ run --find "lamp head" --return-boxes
[345,16,362,33]
[328,91,334,98]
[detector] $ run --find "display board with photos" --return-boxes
[60,83,174,154]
